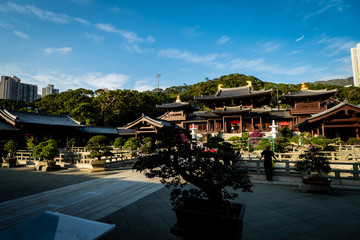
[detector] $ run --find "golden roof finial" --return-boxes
[218,84,223,91]
[176,95,181,103]
[301,82,308,90]
[246,81,252,87]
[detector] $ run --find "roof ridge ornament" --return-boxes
[301,82,308,90]
[176,95,181,103]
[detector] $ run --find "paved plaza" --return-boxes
[1,167,360,240]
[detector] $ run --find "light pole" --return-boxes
[157,73,161,91]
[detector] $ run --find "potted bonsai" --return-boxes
[294,146,332,193]
[86,135,113,172]
[33,139,60,171]
[133,125,253,239]
[2,140,18,167]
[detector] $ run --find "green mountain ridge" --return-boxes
[313,77,353,86]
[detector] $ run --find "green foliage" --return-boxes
[294,147,331,176]
[4,140,18,158]
[68,138,78,148]
[227,136,241,142]
[123,137,140,151]
[139,137,153,154]
[113,137,126,148]
[25,137,35,150]
[86,135,113,160]
[133,126,252,213]
[309,136,338,150]
[279,127,293,138]
[345,138,360,145]
[274,137,291,153]
[255,138,271,151]
[238,132,250,151]
[33,139,59,161]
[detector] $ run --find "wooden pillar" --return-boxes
[214,119,217,132]
[317,128,320,136]
[311,129,314,137]
[223,117,226,133]
[260,116,263,131]
[239,115,243,133]
[356,128,359,139]
[251,117,254,131]
[321,123,325,136]
[206,120,209,132]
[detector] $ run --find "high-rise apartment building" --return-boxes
[351,42,360,87]
[0,76,38,102]
[42,84,59,97]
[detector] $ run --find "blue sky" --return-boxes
[0,0,359,93]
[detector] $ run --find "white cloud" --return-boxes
[133,78,155,92]
[295,35,304,42]
[336,56,350,64]
[158,48,218,64]
[317,35,356,57]
[0,20,11,28]
[74,18,90,26]
[303,1,344,20]
[85,33,104,44]
[229,58,311,76]
[0,2,71,24]
[95,23,155,43]
[183,26,202,38]
[254,41,281,53]
[217,36,230,45]
[14,30,28,39]
[80,73,130,90]
[289,50,303,55]
[44,47,72,55]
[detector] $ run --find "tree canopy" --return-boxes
[2,73,359,128]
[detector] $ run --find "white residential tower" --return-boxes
[351,43,360,87]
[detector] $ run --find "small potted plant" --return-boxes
[86,135,113,172]
[294,146,332,193]
[33,139,60,171]
[133,125,253,239]
[2,140,18,167]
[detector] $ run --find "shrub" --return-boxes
[4,140,18,158]
[86,135,113,160]
[124,137,140,151]
[113,137,126,148]
[139,137,153,153]
[33,139,59,161]
[345,138,360,145]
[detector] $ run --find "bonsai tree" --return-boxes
[4,140,18,158]
[123,137,140,152]
[86,135,113,161]
[25,136,35,150]
[133,125,253,215]
[33,139,59,161]
[113,137,126,149]
[294,146,331,177]
[139,137,153,154]
[68,138,78,148]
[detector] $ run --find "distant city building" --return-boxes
[351,42,360,87]
[0,76,38,102]
[42,84,59,97]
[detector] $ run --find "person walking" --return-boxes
[260,146,277,181]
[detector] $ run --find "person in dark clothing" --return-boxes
[260,146,277,181]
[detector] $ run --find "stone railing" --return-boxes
[239,159,360,186]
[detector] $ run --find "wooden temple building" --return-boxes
[0,82,359,144]
[153,82,360,141]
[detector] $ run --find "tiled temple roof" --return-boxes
[194,86,274,101]
[282,89,337,99]
[0,109,81,127]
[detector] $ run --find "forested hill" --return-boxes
[313,77,353,86]
[0,73,359,127]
